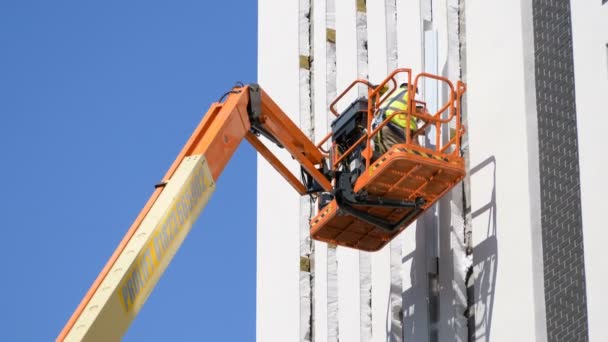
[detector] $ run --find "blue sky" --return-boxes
[0,1,257,340]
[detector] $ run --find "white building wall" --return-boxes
[571,2,608,341]
[258,0,607,341]
[258,0,468,341]
[257,1,301,341]
[465,1,547,341]
[311,0,329,339]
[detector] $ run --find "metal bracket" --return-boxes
[247,83,284,148]
[333,172,425,232]
[248,83,262,121]
[154,181,168,189]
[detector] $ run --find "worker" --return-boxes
[373,83,419,153]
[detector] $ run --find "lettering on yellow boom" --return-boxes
[119,159,212,313]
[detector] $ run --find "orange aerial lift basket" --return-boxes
[309,68,466,251]
[57,68,466,341]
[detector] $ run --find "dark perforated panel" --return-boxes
[532,1,589,341]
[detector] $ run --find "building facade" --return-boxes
[257,0,607,341]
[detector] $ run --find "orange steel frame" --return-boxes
[57,84,330,341]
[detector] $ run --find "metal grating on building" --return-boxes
[532,0,589,340]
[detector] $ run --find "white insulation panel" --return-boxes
[311,0,329,339]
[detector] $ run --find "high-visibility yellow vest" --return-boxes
[381,89,417,131]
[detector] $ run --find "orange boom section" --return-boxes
[59,69,467,340]
[57,84,330,342]
[310,68,466,251]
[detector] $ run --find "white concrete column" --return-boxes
[335,1,361,341]
[396,1,428,341]
[465,1,545,340]
[366,1,392,341]
[257,0,301,340]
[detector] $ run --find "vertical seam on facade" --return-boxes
[455,1,476,341]
[437,1,471,340]
[355,1,372,340]
[299,0,315,340]
[326,0,339,340]
[384,0,403,341]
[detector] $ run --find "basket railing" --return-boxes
[316,68,465,171]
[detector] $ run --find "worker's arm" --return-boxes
[57,84,329,342]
